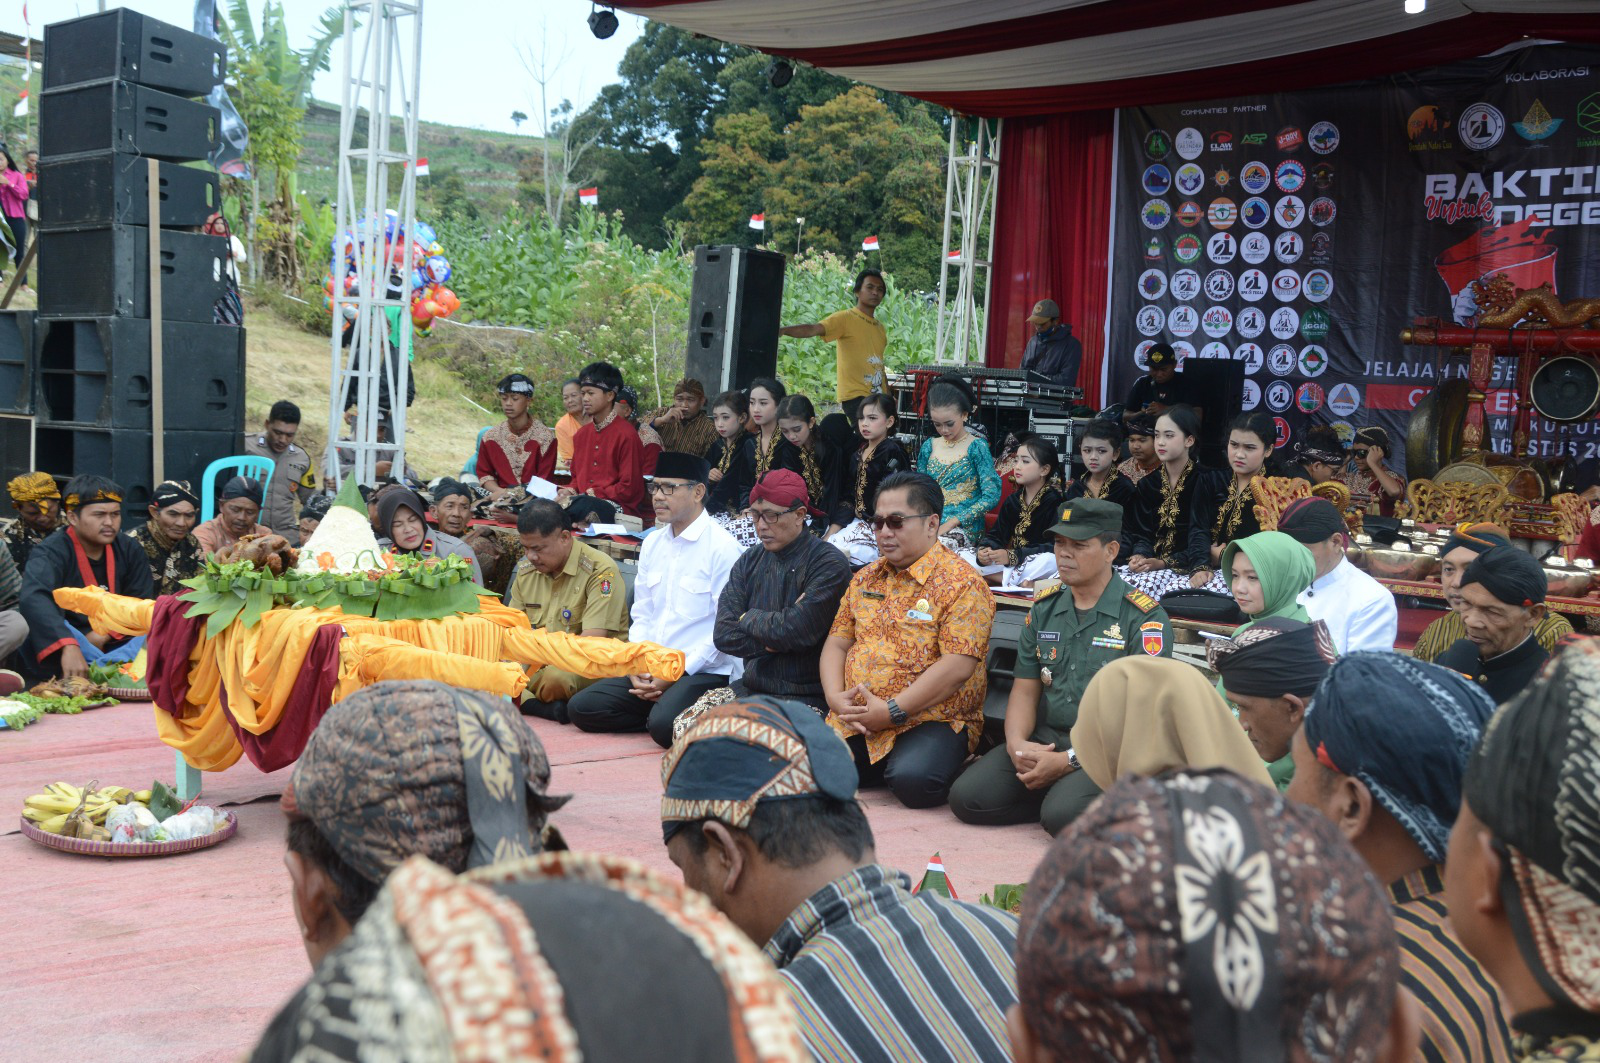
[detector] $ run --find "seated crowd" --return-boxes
[5,358,1598,1063]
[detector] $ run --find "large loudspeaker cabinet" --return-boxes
[32,426,237,515]
[37,227,229,321]
[43,9,224,97]
[683,245,787,396]
[39,80,220,161]
[38,155,221,232]
[34,318,245,433]
[0,311,36,414]
[1176,360,1247,467]
[0,414,33,518]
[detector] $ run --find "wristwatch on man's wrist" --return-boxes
[886,698,908,726]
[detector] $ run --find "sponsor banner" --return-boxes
[1111,45,1600,471]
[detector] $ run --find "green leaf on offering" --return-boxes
[206,592,249,637]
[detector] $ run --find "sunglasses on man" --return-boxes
[869,512,934,531]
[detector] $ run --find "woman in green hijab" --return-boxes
[1220,530,1315,634]
[1218,530,1317,788]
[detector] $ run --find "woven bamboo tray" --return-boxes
[19,811,237,857]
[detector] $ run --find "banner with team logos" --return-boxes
[1108,44,1600,473]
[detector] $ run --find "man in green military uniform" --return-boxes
[948,497,1172,835]
[506,499,630,722]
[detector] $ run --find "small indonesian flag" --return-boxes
[579,187,599,206]
[748,212,765,231]
[414,157,430,176]
[12,90,26,118]
[947,249,962,261]
[862,235,880,251]
[911,851,959,900]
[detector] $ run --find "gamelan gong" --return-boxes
[1530,356,1600,423]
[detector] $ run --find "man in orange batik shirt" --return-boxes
[820,470,994,809]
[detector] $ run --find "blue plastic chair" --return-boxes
[179,454,274,800]
[199,455,274,521]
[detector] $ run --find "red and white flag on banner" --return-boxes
[414,157,430,176]
[12,90,25,118]
[748,213,765,231]
[578,187,599,206]
[947,249,962,260]
[862,235,880,251]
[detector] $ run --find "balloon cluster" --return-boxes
[322,214,461,336]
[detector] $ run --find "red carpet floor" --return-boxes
[2,700,1046,1062]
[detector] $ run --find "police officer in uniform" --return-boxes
[948,497,1173,835]
[506,499,630,722]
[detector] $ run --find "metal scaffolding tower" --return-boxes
[327,0,423,487]
[934,116,1000,366]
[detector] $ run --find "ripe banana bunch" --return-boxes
[22,781,140,835]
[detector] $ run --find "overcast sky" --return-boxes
[2,0,646,135]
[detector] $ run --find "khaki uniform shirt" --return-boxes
[243,434,317,546]
[507,539,629,638]
[1015,574,1173,748]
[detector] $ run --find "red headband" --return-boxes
[749,469,823,519]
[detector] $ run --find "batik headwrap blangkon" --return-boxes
[282,679,568,884]
[1305,650,1495,863]
[660,696,858,843]
[248,851,807,1063]
[1015,769,1399,1063]
[1208,617,1336,699]
[1464,637,1600,1012]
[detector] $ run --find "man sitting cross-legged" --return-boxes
[664,697,1019,1063]
[506,499,629,723]
[820,471,994,809]
[948,497,1173,834]
[18,475,153,679]
[711,470,852,716]
[569,452,743,747]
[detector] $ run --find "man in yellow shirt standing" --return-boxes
[780,268,888,421]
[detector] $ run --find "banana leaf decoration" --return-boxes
[178,552,490,629]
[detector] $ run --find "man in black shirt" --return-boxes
[1020,299,1082,388]
[1434,545,1550,705]
[712,470,852,714]
[18,474,154,679]
[1122,342,1195,422]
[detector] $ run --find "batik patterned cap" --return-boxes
[1207,616,1336,698]
[1016,769,1398,1063]
[660,696,858,843]
[283,680,568,884]
[249,851,807,1063]
[1305,651,1495,863]
[1464,638,1600,1011]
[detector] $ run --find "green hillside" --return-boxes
[295,100,542,219]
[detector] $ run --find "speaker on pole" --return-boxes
[683,245,786,396]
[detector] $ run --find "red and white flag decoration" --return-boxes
[861,235,880,251]
[912,851,958,899]
[578,187,599,206]
[748,212,765,231]
[11,90,25,118]
[414,157,430,176]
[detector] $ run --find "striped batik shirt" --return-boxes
[763,863,1018,1063]
[1391,865,1515,1063]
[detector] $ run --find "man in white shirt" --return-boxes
[1278,497,1397,652]
[569,452,744,747]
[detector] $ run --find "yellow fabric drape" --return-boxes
[56,587,686,771]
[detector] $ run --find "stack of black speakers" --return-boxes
[0,8,245,516]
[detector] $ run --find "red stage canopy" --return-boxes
[616,1,1600,393]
